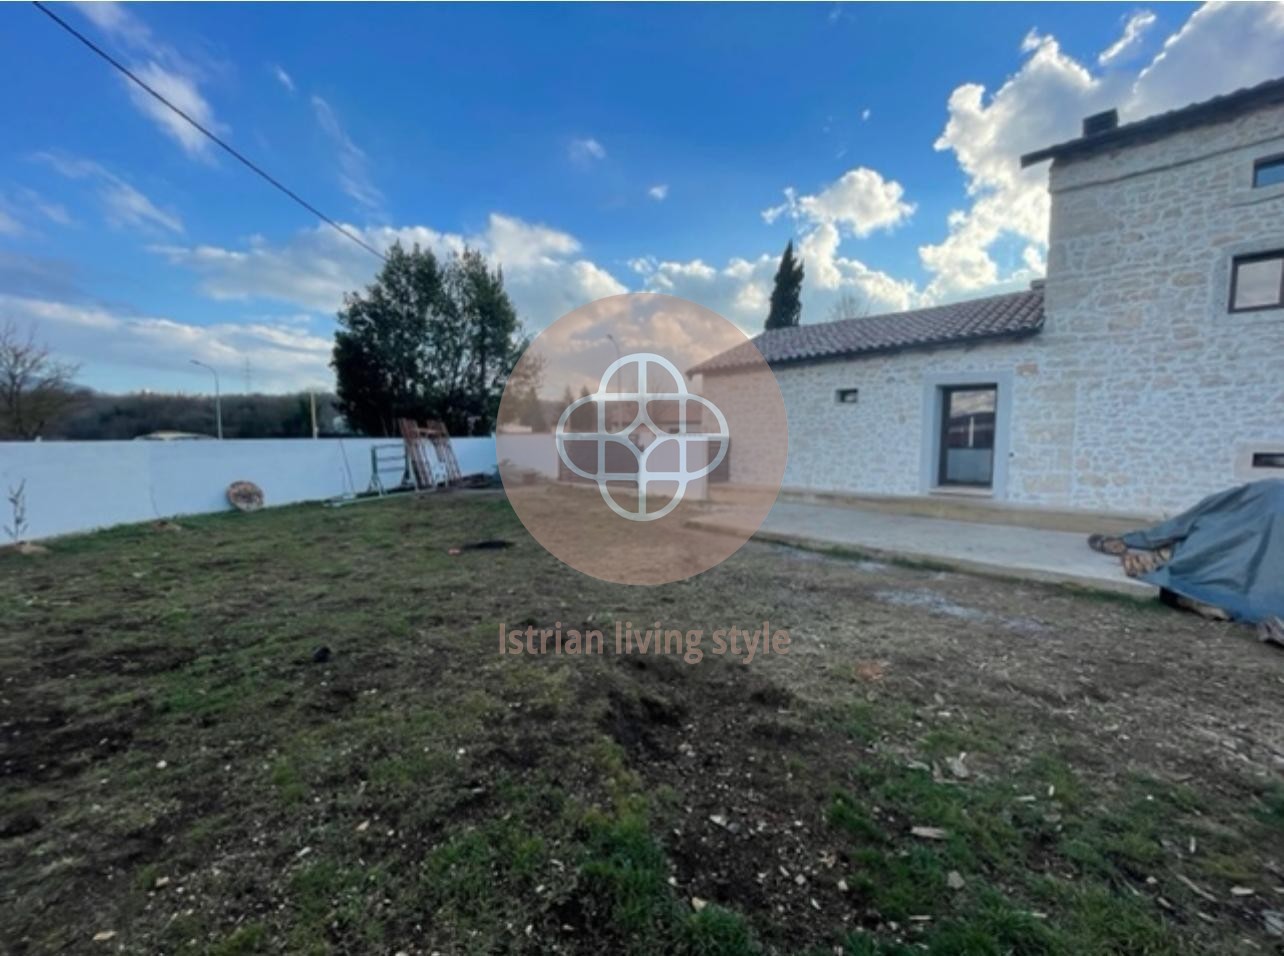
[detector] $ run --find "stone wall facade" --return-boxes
[703,102,1284,517]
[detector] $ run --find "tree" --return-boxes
[0,320,82,439]
[47,391,347,440]
[826,289,871,322]
[331,243,529,436]
[765,240,804,331]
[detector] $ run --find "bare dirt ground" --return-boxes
[1,492,1281,955]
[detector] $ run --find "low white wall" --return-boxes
[496,432,560,477]
[0,437,497,541]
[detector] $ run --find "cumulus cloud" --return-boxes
[1098,10,1157,66]
[36,152,183,234]
[568,137,607,164]
[153,213,625,329]
[647,184,669,201]
[76,2,225,160]
[1128,2,1284,117]
[922,1,1284,302]
[0,292,332,391]
[630,242,915,333]
[764,167,915,238]
[311,95,384,216]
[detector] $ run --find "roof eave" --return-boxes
[1021,75,1284,168]
[697,323,1044,376]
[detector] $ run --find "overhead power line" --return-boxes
[32,1,388,263]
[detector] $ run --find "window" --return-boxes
[835,388,859,404]
[1229,251,1284,312]
[937,385,997,487]
[1252,452,1284,470]
[1253,155,1284,189]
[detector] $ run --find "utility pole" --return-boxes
[605,333,624,430]
[190,359,223,440]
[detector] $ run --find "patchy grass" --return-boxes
[1,492,1281,954]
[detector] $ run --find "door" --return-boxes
[938,385,997,487]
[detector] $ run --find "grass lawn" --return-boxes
[1,491,1282,954]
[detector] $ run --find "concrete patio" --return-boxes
[691,498,1157,596]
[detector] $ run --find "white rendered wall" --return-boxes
[0,437,497,541]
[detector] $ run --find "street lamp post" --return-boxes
[190,359,223,440]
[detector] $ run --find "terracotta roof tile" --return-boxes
[693,287,1044,374]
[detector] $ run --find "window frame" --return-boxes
[1252,153,1284,189]
[936,383,998,489]
[1228,249,1284,314]
[835,388,859,404]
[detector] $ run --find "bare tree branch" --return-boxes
[826,290,872,322]
[0,320,82,440]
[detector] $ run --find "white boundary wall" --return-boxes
[0,437,497,541]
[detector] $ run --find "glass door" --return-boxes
[938,385,997,487]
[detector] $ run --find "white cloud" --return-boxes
[1098,11,1157,66]
[922,1,1284,302]
[76,1,153,48]
[101,178,184,234]
[154,213,625,330]
[1128,2,1284,118]
[311,95,384,216]
[1020,28,1046,54]
[631,242,915,333]
[647,184,669,201]
[36,153,183,234]
[764,167,915,238]
[18,189,72,227]
[126,61,223,159]
[0,292,332,391]
[860,108,872,121]
[273,64,295,93]
[0,189,68,238]
[568,137,607,164]
[76,2,225,160]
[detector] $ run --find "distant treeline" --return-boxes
[45,391,349,441]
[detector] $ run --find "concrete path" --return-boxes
[691,499,1156,596]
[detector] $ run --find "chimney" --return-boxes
[1082,109,1118,137]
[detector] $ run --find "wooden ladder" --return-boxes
[398,418,435,490]
[397,418,463,489]
[421,419,463,486]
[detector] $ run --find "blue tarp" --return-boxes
[1121,479,1284,624]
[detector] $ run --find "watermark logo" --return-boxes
[554,352,729,522]
[496,294,788,585]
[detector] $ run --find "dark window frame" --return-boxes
[1228,250,1284,313]
[1252,451,1284,470]
[936,384,998,488]
[835,388,860,404]
[1252,153,1284,189]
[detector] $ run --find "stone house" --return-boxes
[696,78,1284,519]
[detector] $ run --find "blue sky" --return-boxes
[1,1,1282,393]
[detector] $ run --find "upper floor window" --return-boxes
[1230,251,1284,312]
[1253,155,1284,189]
